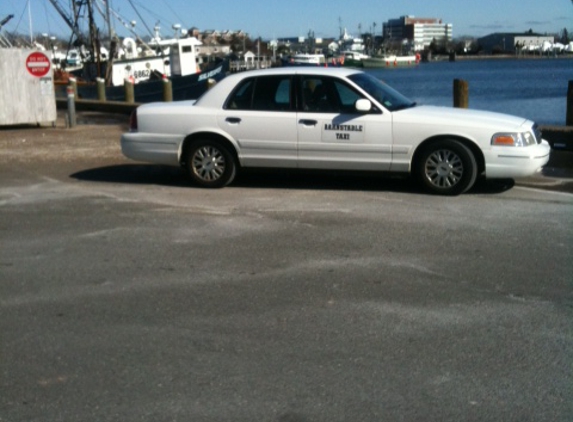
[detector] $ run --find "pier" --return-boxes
[229,59,275,73]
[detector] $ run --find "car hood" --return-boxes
[393,105,531,130]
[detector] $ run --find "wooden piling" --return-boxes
[124,79,135,103]
[96,78,106,101]
[162,78,173,102]
[567,81,573,126]
[453,79,469,109]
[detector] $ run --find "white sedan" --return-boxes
[121,67,550,195]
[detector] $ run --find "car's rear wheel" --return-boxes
[186,140,236,188]
[415,139,478,195]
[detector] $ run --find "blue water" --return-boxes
[365,58,572,126]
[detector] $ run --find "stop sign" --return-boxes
[26,52,51,77]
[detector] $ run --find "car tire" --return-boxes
[186,140,237,188]
[415,139,478,195]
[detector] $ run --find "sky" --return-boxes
[3,0,573,41]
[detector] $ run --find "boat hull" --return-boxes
[362,56,420,68]
[58,60,229,102]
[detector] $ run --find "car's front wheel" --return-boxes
[186,140,237,188]
[415,139,478,195]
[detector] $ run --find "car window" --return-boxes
[333,80,364,113]
[275,79,290,106]
[301,76,365,113]
[226,78,255,110]
[225,76,292,111]
[348,73,416,111]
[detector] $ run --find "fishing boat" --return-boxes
[60,58,229,102]
[49,0,228,102]
[338,51,370,67]
[334,28,370,67]
[67,31,229,101]
[361,53,421,68]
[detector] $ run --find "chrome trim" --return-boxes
[532,123,542,144]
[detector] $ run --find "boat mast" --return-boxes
[0,14,13,29]
[27,0,33,44]
[86,0,102,76]
[102,0,117,84]
[105,0,113,42]
[48,0,87,45]
[0,14,14,47]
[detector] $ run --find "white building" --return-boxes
[383,16,453,51]
[478,32,555,54]
[412,22,453,51]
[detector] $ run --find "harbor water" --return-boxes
[366,58,572,126]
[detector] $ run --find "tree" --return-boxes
[560,28,570,44]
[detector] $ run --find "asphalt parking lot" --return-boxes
[1,113,572,422]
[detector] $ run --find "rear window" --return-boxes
[225,76,292,111]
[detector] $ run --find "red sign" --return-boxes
[26,52,51,77]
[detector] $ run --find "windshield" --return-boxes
[348,73,416,112]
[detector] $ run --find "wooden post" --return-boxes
[124,79,135,103]
[162,78,173,102]
[567,81,573,126]
[453,79,469,108]
[96,78,106,101]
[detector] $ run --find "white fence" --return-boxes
[229,59,275,73]
[0,48,57,126]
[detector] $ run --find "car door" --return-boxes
[296,75,392,170]
[217,75,297,168]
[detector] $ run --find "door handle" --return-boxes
[226,117,241,124]
[299,119,318,126]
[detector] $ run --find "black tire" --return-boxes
[415,139,478,195]
[186,140,237,188]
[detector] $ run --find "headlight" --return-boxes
[491,131,537,147]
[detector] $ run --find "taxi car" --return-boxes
[120,67,550,195]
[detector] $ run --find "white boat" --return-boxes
[49,0,211,86]
[361,54,421,68]
[289,53,326,65]
[339,50,370,67]
[49,2,228,102]
[110,34,203,86]
[339,28,366,53]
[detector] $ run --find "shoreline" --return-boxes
[434,54,573,61]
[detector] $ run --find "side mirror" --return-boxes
[355,99,372,113]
